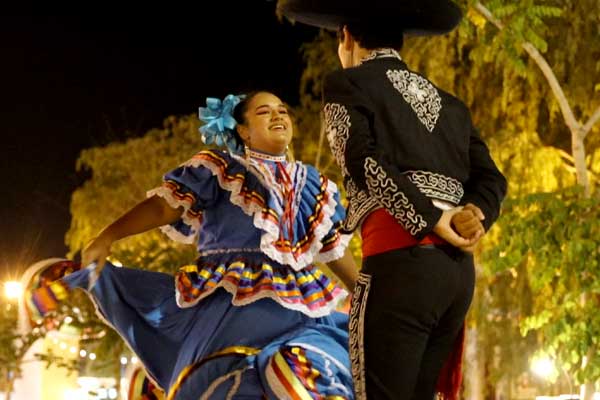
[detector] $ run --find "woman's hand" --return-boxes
[81,232,114,273]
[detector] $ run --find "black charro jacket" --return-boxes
[322,49,507,240]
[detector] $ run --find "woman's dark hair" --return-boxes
[232,91,264,125]
[230,91,268,148]
[340,22,404,50]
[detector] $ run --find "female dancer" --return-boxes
[28,91,357,399]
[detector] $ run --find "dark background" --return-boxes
[0,4,319,277]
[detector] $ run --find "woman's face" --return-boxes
[237,92,293,155]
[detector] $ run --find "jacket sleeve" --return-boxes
[459,113,507,231]
[323,70,442,240]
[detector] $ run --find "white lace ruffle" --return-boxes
[184,157,350,271]
[146,186,200,245]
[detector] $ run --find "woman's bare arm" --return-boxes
[82,195,184,269]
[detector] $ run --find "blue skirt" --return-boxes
[59,263,353,399]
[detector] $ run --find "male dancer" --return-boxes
[281,1,507,399]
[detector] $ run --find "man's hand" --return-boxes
[451,203,486,253]
[433,208,479,248]
[452,210,484,240]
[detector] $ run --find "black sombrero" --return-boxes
[278,0,463,35]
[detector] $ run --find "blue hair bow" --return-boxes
[198,94,245,154]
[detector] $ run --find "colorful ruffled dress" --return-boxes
[27,149,354,400]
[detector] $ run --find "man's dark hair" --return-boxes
[341,22,404,50]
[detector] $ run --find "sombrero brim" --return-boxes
[279,0,463,36]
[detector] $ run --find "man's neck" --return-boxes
[351,46,372,67]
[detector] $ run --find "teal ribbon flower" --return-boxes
[198,94,245,154]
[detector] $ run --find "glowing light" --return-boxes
[531,357,557,380]
[69,346,77,354]
[89,352,97,360]
[63,389,81,400]
[108,388,118,399]
[64,316,73,324]
[79,349,87,358]
[120,356,128,365]
[4,281,22,300]
[131,356,139,365]
[59,342,67,350]
[77,376,100,389]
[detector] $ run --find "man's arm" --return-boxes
[459,112,507,231]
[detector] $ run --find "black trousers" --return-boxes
[349,245,475,400]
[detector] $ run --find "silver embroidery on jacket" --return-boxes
[386,69,442,132]
[324,103,351,176]
[404,170,464,205]
[360,48,402,64]
[364,157,427,235]
[343,179,379,232]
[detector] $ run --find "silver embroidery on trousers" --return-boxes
[349,272,372,400]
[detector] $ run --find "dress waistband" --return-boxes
[198,248,262,257]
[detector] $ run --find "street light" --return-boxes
[531,357,557,380]
[531,356,574,395]
[4,281,22,300]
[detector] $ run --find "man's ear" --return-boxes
[342,26,354,51]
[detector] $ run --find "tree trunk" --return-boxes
[5,373,14,400]
[464,327,485,400]
[580,347,596,400]
[580,382,595,400]
[572,134,590,197]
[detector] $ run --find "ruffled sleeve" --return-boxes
[315,175,352,264]
[147,151,221,244]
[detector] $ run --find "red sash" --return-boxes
[361,208,446,257]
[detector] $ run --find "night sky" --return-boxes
[0,5,319,277]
